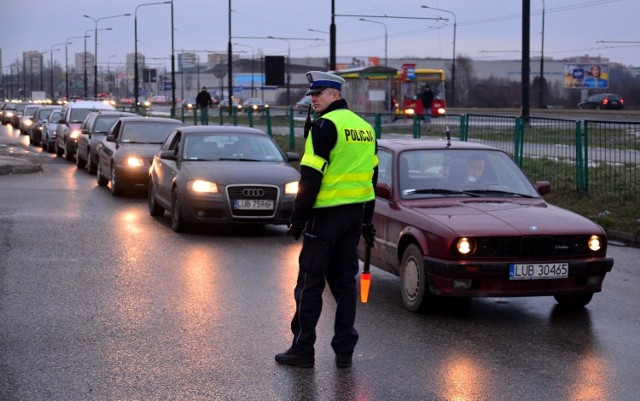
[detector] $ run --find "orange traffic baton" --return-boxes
[360,242,372,303]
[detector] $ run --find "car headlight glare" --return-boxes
[285,181,299,195]
[588,235,602,251]
[191,180,218,193]
[70,129,81,139]
[456,237,474,255]
[126,157,145,167]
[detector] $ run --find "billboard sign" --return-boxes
[564,63,609,89]
[335,57,380,70]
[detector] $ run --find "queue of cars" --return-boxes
[95,116,184,195]
[7,99,614,312]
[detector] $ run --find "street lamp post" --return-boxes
[308,28,329,34]
[233,43,255,98]
[65,36,87,100]
[107,54,117,95]
[267,36,323,105]
[50,43,65,99]
[84,12,130,98]
[539,0,545,109]
[134,2,170,112]
[84,28,111,98]
[38,51,49,91]
[170,0,176,118]
[233,36,323,106]
[422,5,456,107]
[359,18,387,66]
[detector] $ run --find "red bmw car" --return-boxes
[360,139,614,312]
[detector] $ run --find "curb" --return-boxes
[0,156,42,175]
[606,229,639,248]
[0,162,42,175]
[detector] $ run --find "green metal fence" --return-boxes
[177,106,639,202]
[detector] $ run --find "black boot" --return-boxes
[335,353,352,368]
[275,348,314,368]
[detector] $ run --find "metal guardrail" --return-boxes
[178,107,639,202]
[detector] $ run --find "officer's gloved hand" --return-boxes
[362,223,376,248]
[288,223,305,240]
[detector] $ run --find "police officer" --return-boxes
[275,71,378,368]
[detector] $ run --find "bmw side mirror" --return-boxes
[535,180,551,196]
[375,182,393,201]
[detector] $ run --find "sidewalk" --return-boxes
[0,144,43,175]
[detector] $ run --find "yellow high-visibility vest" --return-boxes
[301,109,377,208]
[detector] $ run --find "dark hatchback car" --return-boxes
[148,126,300,232]
[578,93,624,110]
[76,110,137,174]
[360,139,614,312]
[29,105,62,146]
[96,116,183,196]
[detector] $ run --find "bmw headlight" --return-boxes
[191,180,218,193]
[285,181,299,195]
[455,237,475,255]
[588,235,602,251]
[126,157,145,168]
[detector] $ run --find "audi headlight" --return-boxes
[588,235,602,251]
[126,157,145,168]
[70,129,81,139]
[285,181,299,195]
[455,237,475,255]
[191,180,218,193]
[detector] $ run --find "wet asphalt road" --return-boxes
[1,124,639,400]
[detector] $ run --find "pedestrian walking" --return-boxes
[275,71,378,369]
[195,86,213,125]
[421,85,434,123]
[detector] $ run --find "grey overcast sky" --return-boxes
[1,0,639,72]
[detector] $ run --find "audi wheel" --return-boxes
[171,189,187,233]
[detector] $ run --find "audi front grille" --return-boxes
[226,184,280,218]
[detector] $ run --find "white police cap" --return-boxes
[305,71,345,96]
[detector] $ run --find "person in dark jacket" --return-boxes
[195,87,213,125]
[275,71,378,369]
[421,85,434,123]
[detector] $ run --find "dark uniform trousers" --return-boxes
[289,203,364,357]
